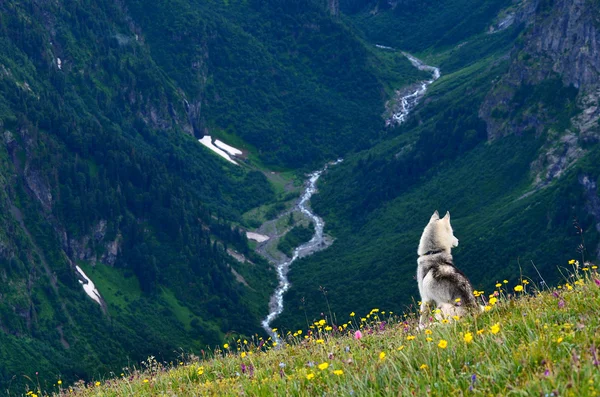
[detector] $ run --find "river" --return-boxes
[259,52,439,342]
[260,159,342,341]
[384,50,441,126]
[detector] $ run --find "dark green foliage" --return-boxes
[0,0,282,390]
[277,223,316,257]
[340,0,513,52]
[123,0,424,168]
[511,77,579,132]
[274,30,599,333]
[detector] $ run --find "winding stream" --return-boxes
[261,159,342,341]
[259,52,438,342]
[385,50,441,126]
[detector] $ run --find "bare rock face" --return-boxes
[24,169,53,212]
[480,0,600,188]
[525,0,600,89]
[481,0,600,139]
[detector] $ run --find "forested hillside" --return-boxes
[3,0,599,392]
[276,0,600,331]
[0,0,426,391]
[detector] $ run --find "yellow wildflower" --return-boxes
[419,364,428,370]
[223,343,229,349]
[568,259,576,265]
[477,329,485,335]
[241,352,246,358]
[495,283,502,288]
[514,285,523,292]
[333,370,344,376]
[489,297,498,305]
[464,332,473,343]
[441,319,449,324]
[143,379,149,383]
[398,345,405,350]
[325,326,333,331]
[318,362,329,370]
[566,283,573,290]
[406,335,416,341]
[379,351,386,360]
[426,337,433,342]
[484,305,492,312]
[557,337,563,343]
[503,280,508,284]
[425,329,433,335]
[350,312,355,317]
[438,340,448,349]
[490,323,500,334]
[316,339,324,344]
[95,382,101,386]
[318,319,326,326]
[57,380,62,385]
[306,373,315,380]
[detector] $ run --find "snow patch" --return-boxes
[75,266,102,306]
[215,139,243,156]
[198,136,238,165]
[246,232,270,242]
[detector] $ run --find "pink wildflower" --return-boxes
[354,330,363,340]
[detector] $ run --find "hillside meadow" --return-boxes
[22,261,600,396]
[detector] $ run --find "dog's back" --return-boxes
[417,211,477,323]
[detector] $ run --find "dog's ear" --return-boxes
[442,211,450,222]
[430,210,440,221]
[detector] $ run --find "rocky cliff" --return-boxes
[480,0,600,187]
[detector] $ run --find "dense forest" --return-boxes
[1,0,599,392]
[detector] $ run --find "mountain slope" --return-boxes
[0,0,439,389]
[0,0,282,388]
[276,0,600,330]
[38,273,600,396]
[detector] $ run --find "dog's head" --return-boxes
[417,210,459,256]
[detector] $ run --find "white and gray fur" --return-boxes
[417,210,478,325]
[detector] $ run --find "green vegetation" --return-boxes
[276,20,596,331]
[29,268,600,396]
[1,0,598,392]
[277,223,316,257]
[341,0,513,51]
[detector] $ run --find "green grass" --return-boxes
[77,261,142,312]
[159,288,195,331]
[39,265,600,396]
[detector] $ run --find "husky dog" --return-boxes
[417,211,479,326]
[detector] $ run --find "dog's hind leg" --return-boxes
[419,301,433,328]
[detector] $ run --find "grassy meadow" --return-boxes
[26,261,600,396]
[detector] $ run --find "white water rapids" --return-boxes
[384,50,441,126]
[261,159,342,342]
